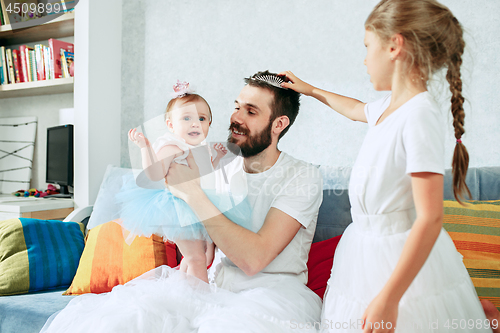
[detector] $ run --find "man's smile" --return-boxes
[232,129,246,137]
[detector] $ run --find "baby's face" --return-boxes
[168,100,211,145]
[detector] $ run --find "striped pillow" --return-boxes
[443,200,500,311]
[0,218,85,296]
[64,220,177,295]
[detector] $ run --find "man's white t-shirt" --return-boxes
[214,152,323,284]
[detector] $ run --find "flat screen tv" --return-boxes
[45,124,73,198]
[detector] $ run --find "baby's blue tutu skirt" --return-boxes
[115,174,252,242]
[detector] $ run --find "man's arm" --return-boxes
[188,196,301,276]
[167,152,305,276]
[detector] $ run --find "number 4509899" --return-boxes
[443,319,499,330]
[6,1,68,15]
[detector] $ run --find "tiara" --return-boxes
[251,75,287,89]
[171,80,194,98]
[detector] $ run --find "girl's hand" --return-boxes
[213,143,228,158]
[128,128,150,148]
[278,71,315,96]
[361,294,398,333]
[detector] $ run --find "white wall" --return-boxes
[73,0,122,208]
[121,0,500,170]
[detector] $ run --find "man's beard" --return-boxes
[227,121,272,158]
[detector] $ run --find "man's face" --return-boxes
[228,85,275,158]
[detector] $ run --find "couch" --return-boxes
[1,166,499,333]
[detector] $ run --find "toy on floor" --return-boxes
[12,185,59,198]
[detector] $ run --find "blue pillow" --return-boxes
[0,218,84,295]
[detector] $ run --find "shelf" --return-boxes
[0,12,74,45]
[0,77,74,98]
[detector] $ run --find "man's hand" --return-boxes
[166,150,202,203]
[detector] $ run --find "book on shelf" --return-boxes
[6,48,15,83]
[19,45,29,82]
[35,44,46,81]
[0,47,6,84]
[49,38,74,79]
[0,0,5,26]
[28,49,36,81]
[61,50,73,78]
[43,46,51,80]
[0,0,10,25]
[12,49,24,83]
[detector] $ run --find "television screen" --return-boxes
[46,125,73,196]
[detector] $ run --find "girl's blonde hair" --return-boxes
[165,94,212,125]
[366,0,470,202]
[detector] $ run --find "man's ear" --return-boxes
[273,116,290,136]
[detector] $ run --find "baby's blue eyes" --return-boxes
[182,117,207,121]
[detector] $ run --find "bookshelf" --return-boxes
[0,12,74,98]
[0,77,73,98]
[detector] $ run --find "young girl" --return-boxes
[118,81,248,283]
[281,0,490,332]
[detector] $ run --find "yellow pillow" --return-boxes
[443,200,500,311]
[65,220,177,295]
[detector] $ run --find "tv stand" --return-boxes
[59,185,71,195]
[43,193,73,199]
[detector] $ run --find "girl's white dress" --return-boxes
[115,132,252,242]
[321,92,489,332]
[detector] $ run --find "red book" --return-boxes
[19,45,29,82]
[12,49,24,83]
[48,39,74,79]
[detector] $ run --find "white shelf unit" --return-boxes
[0,77,73,98]
[0,12,74,98]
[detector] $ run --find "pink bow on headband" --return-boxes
[172,80,194,98]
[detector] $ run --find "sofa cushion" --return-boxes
[306,235,342,299]
[64,220,177,295]
[0,218,84,296]
[443,200,500,311]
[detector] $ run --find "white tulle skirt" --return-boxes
[321,209,489,333]
[40,264,322,333]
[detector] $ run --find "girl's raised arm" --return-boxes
[279,71,367,123]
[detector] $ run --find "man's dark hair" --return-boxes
[244,70,300,140]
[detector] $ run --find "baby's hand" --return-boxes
[278,71,314,96]
[128,128,150,148]
[213,143,228,158]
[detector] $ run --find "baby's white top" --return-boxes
[349,92,445,216]
[152,131,215,189]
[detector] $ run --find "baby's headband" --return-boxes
[171,80,194,98]
[251,74,288,90]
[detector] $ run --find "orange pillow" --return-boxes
[65,220,177,295]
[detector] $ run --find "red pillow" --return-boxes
[306,235,342,299]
